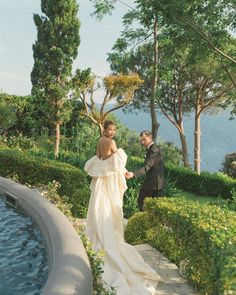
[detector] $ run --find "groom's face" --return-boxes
[104,124,116,138]
[140,134,152,148]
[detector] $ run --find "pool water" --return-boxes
[0,195,48,295]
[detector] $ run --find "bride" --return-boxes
[84,120,161,295]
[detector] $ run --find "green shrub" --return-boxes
[223,153,236,179]
[209,192,236,212]
[159,141,182,166]
[0,147,89,208]
[70,185,91,218]
[165,165,236,199]
[0,134,36,150]
[125,197,236,295]
[39,181,73,219]
[80,231,117,295]
[125,212,151,244]
[123,186,139,219]
[27,148,87,168]
[0,102,17,132]
[127,157,236,200]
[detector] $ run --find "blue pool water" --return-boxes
[0,195,48,295]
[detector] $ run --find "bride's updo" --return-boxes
[103,120,115,130]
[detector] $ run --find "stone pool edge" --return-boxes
[0,176,93,295]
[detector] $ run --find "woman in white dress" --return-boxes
[84,120,161,295]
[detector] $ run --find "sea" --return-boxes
[114,109,236,173]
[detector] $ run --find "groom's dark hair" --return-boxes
[104,120,115,130]
[140,130,152,137]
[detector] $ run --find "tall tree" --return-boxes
[91,0,234,141]
[108,35,236,169]
[112,4,162,140]
[108,40,193,166]
[216,38,236,117]
[157,26,236,173]
[92,0,166,140]
[159,41,235,172]
[31,0,80,157]
[157,46,194,167]
[189,54,235,174]
[71,69,143,135]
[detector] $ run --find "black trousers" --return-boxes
[138,187,164,211]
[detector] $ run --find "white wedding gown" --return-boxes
[84,148,161,295]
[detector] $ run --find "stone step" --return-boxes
[135,244,198,295]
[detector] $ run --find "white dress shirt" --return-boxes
[147,142,154,150]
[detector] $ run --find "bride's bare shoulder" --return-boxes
[110,139,117,152]
[104,137,117,150]
[96,137,117,159]
[99,137,116,146]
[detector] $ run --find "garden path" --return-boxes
[135,243,198,295]
[77,218,199,295]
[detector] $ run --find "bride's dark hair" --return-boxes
[103,120,115,130]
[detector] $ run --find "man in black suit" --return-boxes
[125,130,165,211]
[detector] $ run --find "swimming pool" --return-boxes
[0,195,48,295]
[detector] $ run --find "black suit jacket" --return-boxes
[133,144,165,190]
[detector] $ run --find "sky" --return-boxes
[0,0,133,99]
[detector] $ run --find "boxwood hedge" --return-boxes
[128,157,236,199]
[125,197,236,295]
[165,164,236,200]
[0,147,89,212]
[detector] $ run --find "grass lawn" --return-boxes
[177,191,216,204]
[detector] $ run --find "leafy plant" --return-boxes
[0,147,89,205]
[80,231,117,295]
[222,153,236,179]
[0,102,16,133]
[123,186,139,219]
[125,197,236,295]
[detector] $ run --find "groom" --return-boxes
[126,130,165,211]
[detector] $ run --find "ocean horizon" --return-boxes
[114,108,236,173]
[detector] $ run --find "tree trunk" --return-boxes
[194,99,201,174]
[99,124,103,137]
[179,130,190,167]
[177,84,189,167]
[54,122,60,158]
[151,15,160,141]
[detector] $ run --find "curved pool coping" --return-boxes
[0,176,93,295]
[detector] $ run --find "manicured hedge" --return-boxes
[128,156,236,199]
[165,164,236,199]
[125,197,236,295]
[0,147,87,198]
